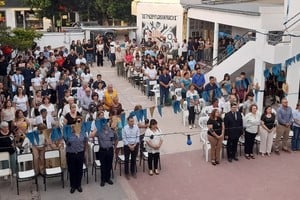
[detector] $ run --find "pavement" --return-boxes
[1,60,300,200]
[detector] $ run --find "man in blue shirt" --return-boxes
[158,68,171,106]
[122,116,140,179]
[192,67,205,97]
[275,98,293,154]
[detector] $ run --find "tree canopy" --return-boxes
[24,0,134,24]
[0,27,42,51]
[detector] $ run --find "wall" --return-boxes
[35,32,85,49]
[136,1,184,46]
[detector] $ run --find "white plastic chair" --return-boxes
[199,116,210,162]
[16,153,38,195]
[44,150,64,191]
[182,101,189,127]
[152,84,160,106]
[200,130,211,162]
[0,152,13,187]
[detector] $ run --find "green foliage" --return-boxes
[24,0,134,24]
[0,27,42,51]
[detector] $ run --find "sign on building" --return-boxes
[142,14,177,49]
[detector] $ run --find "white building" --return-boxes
[132,0,185,49]
[133,0,300,109]
[184,0,300,109]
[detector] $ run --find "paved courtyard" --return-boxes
[1,61,300,200]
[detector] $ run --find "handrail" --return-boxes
[210,30,255,67]
[283,11,300,25]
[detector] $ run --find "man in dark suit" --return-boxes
[224,102,244,162]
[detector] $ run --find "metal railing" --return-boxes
[210,31,256,68]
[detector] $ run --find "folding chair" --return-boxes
[16,153,38,195]
[0,152,13,187]
[114,141,137,176]
[91,144,101,182]
[44,150,64,191]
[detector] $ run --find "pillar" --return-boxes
[254,58,266,113]
[213,22,219,66]
[254,30,267,113]
[186,17,190,40]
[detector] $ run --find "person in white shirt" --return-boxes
[108,38,116,67]
[75,54,87,67]
[144,119,163,176]
[62,96,80,117]
[243,104,260,159]
[181,39,188,60]
[38,96,56,117]
[171,38,180,59]
[31,70,43,93]
[80,67,92,84]
[34,109,55,129]
[47,71,58,104]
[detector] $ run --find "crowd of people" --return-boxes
[0,32,298,194]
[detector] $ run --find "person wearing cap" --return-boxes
[0,121,16,175]
[224,102,244,162]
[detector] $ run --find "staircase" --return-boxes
[204,40,255,81]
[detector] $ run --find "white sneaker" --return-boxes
[189,125,192,129]
[193,124,196,128]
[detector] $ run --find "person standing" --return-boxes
[275,98,293,154]
[158,68,171,106]
[144,119,163,175]
[243,104,260,159]
[186,84,199,129]
[292,103,300,151]
[122,116,140,179]
[65,123,88,193]
[259,105,276,156]
[207,109,224,165]
[224,102,243,162]
[90,122,117,187]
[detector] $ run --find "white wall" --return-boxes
[4,9,17,28]
[35,32,85,49]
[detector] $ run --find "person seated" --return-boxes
[63,104,82,125]
[103,84,118,111]
[110,96,123,116]
[31,124,47,175]
[35,109,56,129]
[62,96,80,117]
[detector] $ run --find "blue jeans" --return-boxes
[160,88,169,106]
[86,53,94,63]
[292,126,300,150]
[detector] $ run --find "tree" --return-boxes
[0,26,42,52]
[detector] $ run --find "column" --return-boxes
[186,17,190,40]
[254,58,266,113]
[254,30,267,113]
[212,22,219,66]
